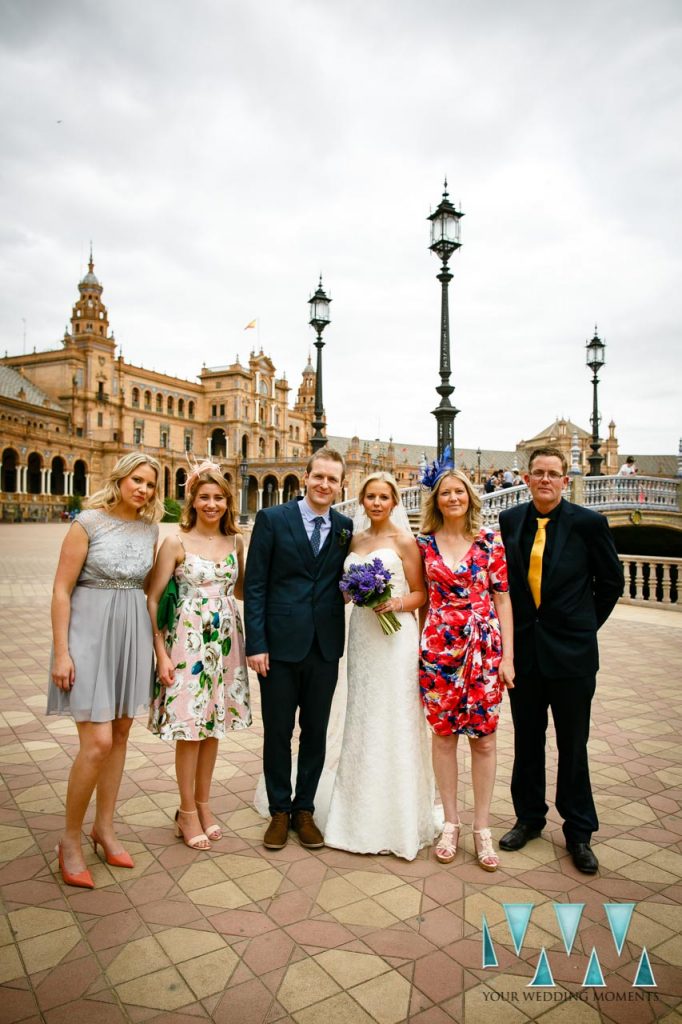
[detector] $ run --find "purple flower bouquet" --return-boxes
[339,556,402,636]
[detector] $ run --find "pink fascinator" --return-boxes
[185,455,222,487]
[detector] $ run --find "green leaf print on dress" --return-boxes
[148,550,251,742]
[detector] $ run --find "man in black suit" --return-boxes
[498,446,623,873]
[244,448,352,850]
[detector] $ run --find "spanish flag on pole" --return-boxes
[244,319,257,330]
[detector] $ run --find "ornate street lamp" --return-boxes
[239,457,249,525]
[476,446,482,484]
[585,327,606,476]
[308,276,331,453]
[428,181,464,458]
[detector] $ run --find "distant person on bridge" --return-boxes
[618,456,638,476]
[498,446,623,875]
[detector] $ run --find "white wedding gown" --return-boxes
[323,548,439,860]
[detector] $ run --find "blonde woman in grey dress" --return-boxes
[47,453,163,888]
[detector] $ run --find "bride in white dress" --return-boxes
[324,472,439,860]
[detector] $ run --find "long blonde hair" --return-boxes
[180,468,239,536]
[86,453,163,523]
[420,469,481,536]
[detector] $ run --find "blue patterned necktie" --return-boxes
[310,516,325,556]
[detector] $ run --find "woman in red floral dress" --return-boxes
[418,469,515,870]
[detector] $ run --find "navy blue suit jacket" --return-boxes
[499,499,623,678]
[244,499,353,663]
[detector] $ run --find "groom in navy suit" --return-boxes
[244,448,353,850]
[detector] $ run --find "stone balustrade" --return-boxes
[581,475,680,511]
[619,554,680,608]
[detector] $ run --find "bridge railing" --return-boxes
[619,554,680,608]
[335,475,680,528]
[582,475,680,511]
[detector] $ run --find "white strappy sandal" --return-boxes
[473,827,500,872]
[435,821,461,864]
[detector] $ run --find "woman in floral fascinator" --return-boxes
[147,460,251,849]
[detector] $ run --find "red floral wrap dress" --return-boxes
[418,528,509,737]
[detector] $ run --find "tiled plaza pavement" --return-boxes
[0,523,681,1024]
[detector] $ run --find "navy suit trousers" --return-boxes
[259,638,338,815]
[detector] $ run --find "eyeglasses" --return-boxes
[529,470,564,481]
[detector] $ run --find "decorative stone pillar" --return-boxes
[569,432,582,475]
[278,488,284,504]
[257,487,263,511]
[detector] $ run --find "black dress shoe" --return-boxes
[567,842,598,874]
[499,822,542,851]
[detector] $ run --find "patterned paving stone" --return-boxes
[0,527,681,1021]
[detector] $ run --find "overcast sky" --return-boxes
[1,0,680,456]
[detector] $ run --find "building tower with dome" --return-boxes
[0,255,328,521]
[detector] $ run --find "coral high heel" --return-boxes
[55,841,94,889]
[90,829,134,869]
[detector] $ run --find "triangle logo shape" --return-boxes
[482,914,498,968]
[528,948,555,987]
[503,902,534,955]
[633,947,657,987]
[554,903,584,955]
[604,902,635,956]
[582,947,606,987]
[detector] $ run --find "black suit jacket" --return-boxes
[244,499,353,663]
[499,499,623,678]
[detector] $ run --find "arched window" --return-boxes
[178,398,185,417]
[27,452,42,494]
[258,437,266,457]
[50,456,65,495]
[241,434,249,458]
[1,448,18,492]
[156,393,163,413]
[73,460,87,497]
[211,428,227,457]
[175,468,186,500]
[188,401,195,419]
[167,396,174,415]
[144,390,152,410]
[131,387,140,408]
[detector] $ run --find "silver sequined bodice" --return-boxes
[75,509,158,587]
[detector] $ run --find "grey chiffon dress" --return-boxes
[46,509,159,722]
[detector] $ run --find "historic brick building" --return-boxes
[0,256,322,520]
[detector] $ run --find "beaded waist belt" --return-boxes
[77,579,144,590]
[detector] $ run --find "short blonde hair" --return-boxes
[358,471,400,507]
[420,469,481,536]
[180,468,239,536]
[86,453,163,523]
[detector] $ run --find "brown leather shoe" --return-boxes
[263,812,290,850]
[292,810,324,849]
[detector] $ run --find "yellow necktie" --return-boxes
[528,517,550,607]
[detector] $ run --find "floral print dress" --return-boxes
[418,528,508,738]
[149,542,251,741]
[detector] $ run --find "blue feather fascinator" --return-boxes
[420,445,455,489]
